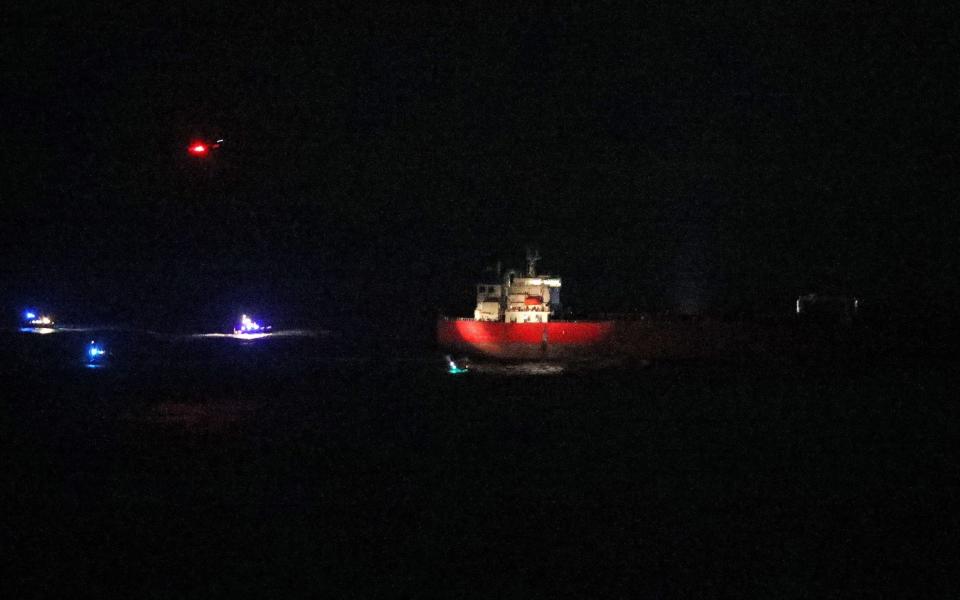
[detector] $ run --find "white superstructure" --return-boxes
[473,250,562,323]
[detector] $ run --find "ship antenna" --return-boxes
[525,247,541,277]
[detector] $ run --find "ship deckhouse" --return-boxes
[473,250,562,323]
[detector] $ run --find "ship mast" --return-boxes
[525,248,541,277]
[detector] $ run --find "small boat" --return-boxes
[233,314,271,335]
[21,310,57,331]
[445,355,470,374]
[87,340,106,361]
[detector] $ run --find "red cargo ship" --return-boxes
[437,251,858,361]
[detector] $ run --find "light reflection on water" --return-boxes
[20,327,57,335]
[191,329,322,340]
[15,327,323,339]
[197,332,271,340]
[19,326,119,335]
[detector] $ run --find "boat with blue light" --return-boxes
[85,340,107,367]
[233,314,271,336]
[20,310,58,332]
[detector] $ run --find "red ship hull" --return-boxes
[438,317,821,361]
[437,319,616,360]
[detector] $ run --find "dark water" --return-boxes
[2,329,958,597]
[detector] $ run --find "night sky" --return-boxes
[3,5,958,331]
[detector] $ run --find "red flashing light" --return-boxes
[188,143,208,155]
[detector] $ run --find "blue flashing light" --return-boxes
[87,341,106,361]
[24,311,36,320]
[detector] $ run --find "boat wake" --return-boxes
[467,362,567,376]
[460,356,635,375]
